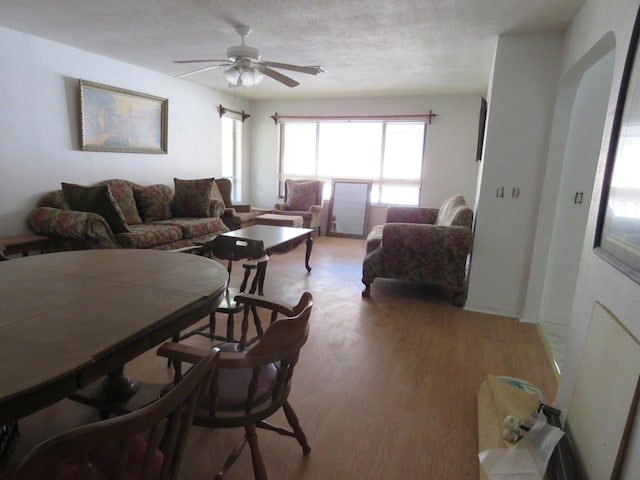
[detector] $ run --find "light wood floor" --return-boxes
[11,236,557,479]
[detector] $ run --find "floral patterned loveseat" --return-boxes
[362,194,474,306]
[29,178,229,251]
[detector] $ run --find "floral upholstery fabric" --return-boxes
[362,195,474,305]
[29,206,120,249]
[273,179,324,232]
[154,217,227,239]
[37,190,68,209]
[0,435,165,480]
[386,206,439,225]
[172,177,214,218]
[97,179,142,225]
[133,184,173,222]
[28,178,228,251]
[116,223,183,249]
[285,180,321,211]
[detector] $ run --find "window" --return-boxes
[279,119,426,205]
[221,116,242,202]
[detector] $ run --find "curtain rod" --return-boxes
[218,104,250,122]
[270,110,438,124]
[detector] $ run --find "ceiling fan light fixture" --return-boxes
[240,66,264,86]
[224,64,264,87]
[223,65,241,84]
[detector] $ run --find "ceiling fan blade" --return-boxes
[173,59,230,64]
[176,64,227,78]
[261,61,325,75]
[257,66,299,88]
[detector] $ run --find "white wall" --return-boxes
[540,49,615,325]
[552,0,640,477]
[0,26,245,236]
[522,32,617,326]
[465,33,564,317]
[247,95,482,222]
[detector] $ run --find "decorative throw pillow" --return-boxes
[61,183,130,233]
[133,184,173,222]
[210,180,226,208]
[286,181,317,211]
[97,181,142,225]
[172,177,214,217]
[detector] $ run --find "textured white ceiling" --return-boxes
[0,0,584,100]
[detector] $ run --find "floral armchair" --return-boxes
[362,195,474,306]
[274,179,324,234]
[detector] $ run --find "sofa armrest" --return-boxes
[386,206,439,224]
[274,203,287,211]
[29,207,119,247]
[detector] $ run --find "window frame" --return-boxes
[221,116,242,203]
[277,118,426,206]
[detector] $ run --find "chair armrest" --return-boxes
[157,342,211,365]
[231,203,252,213]
[235,292,299,317]
[309,204,323,214]
[29,207,118,246]
[274,203,287,211]
[158,342,250,379]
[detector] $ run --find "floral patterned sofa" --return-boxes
[362,194,474,306]
[29,178,229,251]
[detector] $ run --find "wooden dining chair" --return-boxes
[158,291,313,480]
[9,347,220,480]
[175,235,268,345]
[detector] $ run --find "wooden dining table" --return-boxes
[0,249,228,425]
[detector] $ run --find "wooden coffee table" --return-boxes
[223,225,313,294]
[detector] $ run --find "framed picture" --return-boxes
[476,97,487,162]
[595,4,640,284]
[79,80,168,154]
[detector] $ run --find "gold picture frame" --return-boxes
[79,80,168,154]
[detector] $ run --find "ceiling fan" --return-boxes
[174,25,325,88]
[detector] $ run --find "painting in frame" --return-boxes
[79,80,168,154]
[595,3,640,284]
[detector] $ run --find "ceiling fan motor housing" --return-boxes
[226,44,260,61]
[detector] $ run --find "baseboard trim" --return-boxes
[536,324,561,382]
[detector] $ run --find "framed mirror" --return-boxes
[327,179,372,238]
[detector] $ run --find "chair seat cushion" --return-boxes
[214,344,278,410]
[2,435,164,480]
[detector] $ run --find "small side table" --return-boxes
[0,234,50,257]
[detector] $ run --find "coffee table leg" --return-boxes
[305,234,313,273]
